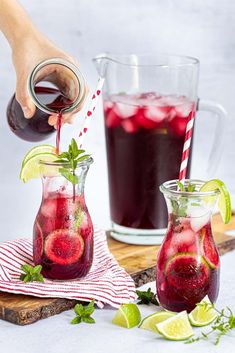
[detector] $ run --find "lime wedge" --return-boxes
[139,311,175,333]
[112,304,141,329]
[22,144,56,166]
[189,296,218,327]
[156,311,194,341]
[20,152,57,182]
[200,179,232,224]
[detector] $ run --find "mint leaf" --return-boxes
[82,317,95,324]
[187,183,196,192]
[84,300,95,316]
[71,301,96,325]
[71,317,82,325]
[71,138,79,158]
[176,180,185,191]
[74,304,85,317]
[20,264,44,283]
[59,168,78,185]
[136,288,159,306]
[34,265,43,274]
[56,139,91,187]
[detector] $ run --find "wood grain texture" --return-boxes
[0,213,235,325]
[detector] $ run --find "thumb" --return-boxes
[15,82,36,119]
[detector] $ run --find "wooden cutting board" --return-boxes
[1,213,235,325]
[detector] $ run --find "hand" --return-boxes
[11,32,88,128]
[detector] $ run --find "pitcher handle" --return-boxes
[197,99,228,176]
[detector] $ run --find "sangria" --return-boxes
[156,179,220,312]
[33,156,94,280]
[104,93,195,230]
[7,87,72,142]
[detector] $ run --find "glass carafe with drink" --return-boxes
[33,156,94,280]
[156,179,220,312]
[93,54,228,245]
[7,58,86,142]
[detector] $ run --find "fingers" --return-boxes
[15,82,36,119]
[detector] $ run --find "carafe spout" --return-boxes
[92,53,110,77]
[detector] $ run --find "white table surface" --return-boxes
[0,249,234,353]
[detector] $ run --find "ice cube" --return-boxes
[171,228,196,249]
[114,102,138,119]
[144,105,169,122]
[188,206,210,232]
[174,101,193,117]
[121,118,138,133]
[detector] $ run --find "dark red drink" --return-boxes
[7,87,72,142]
[33,192,93,280]
[104,93,195,230]
[156,216,220,312]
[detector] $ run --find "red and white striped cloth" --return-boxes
[0,228,136,308]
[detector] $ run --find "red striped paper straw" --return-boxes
[78,77,105,148]
[178,107,196,184]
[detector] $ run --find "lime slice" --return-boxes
[139,311,175,333]
[22,144,56,166]
[112,304,141,329]
[20,152,58,182]
[156,311,194,341]
[200,179,231,224]
[189,295,217,327]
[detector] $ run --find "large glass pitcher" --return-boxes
[93,54,227,245]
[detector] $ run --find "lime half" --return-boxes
[112,304,141,329]
[156,311,194,341]
[200,179,232,224]
[20,152,57,182]
[139,311,175,333]
[22,144,56,166]
[189,296,218,327]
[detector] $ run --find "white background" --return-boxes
[0,0,235,240]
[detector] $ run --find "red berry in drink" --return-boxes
[33,221,43,264]
[201,228,220,269]
[44,229,84,265]
[165,253,209,290]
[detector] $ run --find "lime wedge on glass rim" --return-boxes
[20,152,58,182]
[200,179,232,224]
[189,295,218,327]
[156,311,194,341]
[21,144,56,166]
[139,311,175,333]
[112,304,141,329]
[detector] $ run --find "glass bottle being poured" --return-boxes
[7,58,86,151]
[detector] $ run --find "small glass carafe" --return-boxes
[156,179,220,312]
[33,157,93,280]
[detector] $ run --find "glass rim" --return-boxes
[160,179,220,197]
[93,52,200,69]
[39,156,93,168]
[28,58,86,114]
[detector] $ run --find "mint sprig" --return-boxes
[56,138,90,186]
[20,264,44,283]
[171,180,197,219]
[185,303,235,345]
[136,288,159,306]
[71,300,96,324]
